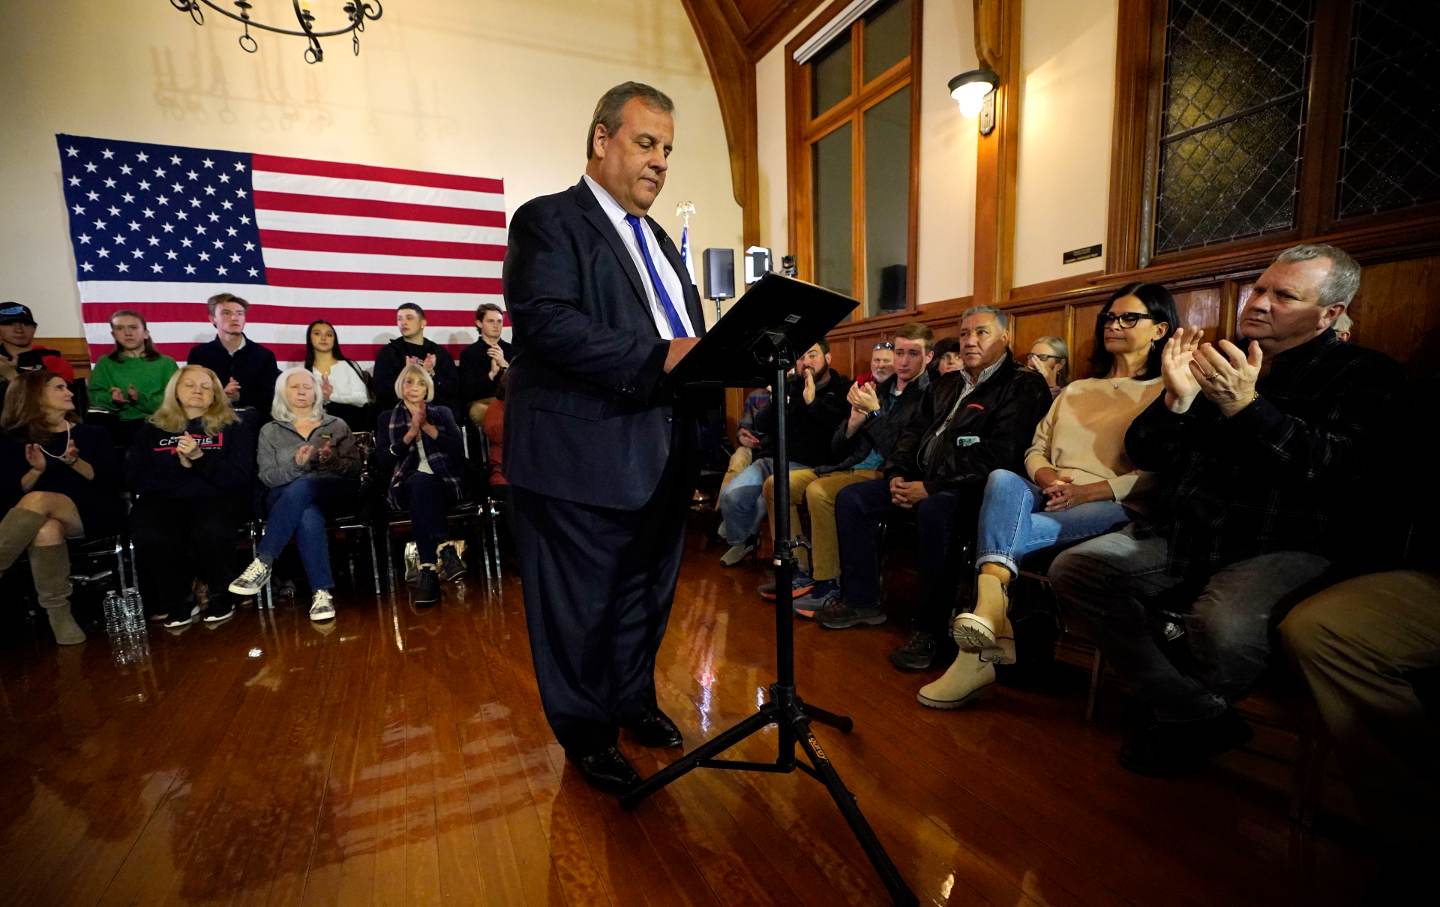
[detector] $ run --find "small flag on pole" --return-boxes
[676,200,697,286]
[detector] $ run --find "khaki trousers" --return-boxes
[762,468,880,580]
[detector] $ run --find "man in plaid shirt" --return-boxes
[1049,243,1403,776]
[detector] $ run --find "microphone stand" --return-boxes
[621,330,918,906]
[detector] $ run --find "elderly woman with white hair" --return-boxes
[228,367,361,621]
[374,362,465,605]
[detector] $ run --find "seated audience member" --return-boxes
[1281,568,1440,867]
[1048,243,1403,776]
[304,320,372,431]
[0,371,119,644]
[713,340,850,566]
[482,371,509,504]
[719,386,771,497]
[459,303,512,427]
[771,323,933,610]
[128,365,256,627]
[920,285,1175,704]
[817,307,1052,642]
[853,340,896,387]
[1332,311,1353,342]
[1025,336,1070,398]
[931,337,963,376]
[375,363,466,606]
[185,292,280,416]
[0,303,77,401]
[87,309,178,446]
[228,368,362,622]
[372,303,461,416]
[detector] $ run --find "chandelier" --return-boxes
[167,1,383,64]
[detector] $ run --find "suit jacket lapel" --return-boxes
[573,180,653,324]
[649,217,707,337]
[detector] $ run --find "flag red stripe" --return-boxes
[253,191,507,228]
[264,268,502,294]
[258,229,506,261]
[81,302,485,328]
[154,341,471,362]
[252,154,505,195]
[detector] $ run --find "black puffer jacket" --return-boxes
[821,371,930,473]
[886,356,1052,494]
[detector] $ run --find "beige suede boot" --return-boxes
[29,543,85,645]
[0,507,45,575]
[916,650,995,709]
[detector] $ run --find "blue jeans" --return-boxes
[258,476,352,591]
[716,458,809,544]
[974,469,1130,576]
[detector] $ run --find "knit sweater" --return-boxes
[88,353,179,420]
[1023,376,1163,504]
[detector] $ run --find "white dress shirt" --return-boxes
[582,174,695,340]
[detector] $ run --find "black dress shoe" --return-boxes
[1118,709,1254,777]
[567,746,642,796]
[622,707,683,748]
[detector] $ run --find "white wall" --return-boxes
[755,0,978,306]
[1012,0,1118,286]
[1,0,743,336]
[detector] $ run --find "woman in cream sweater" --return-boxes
[920,283,1181,707]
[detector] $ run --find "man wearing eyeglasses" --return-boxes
[1049,243,1403,777]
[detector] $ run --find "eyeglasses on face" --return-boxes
[1027,352,1064,363]
[873,341,894,350]
[1099,311,1155,328]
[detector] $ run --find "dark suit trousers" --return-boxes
[512,450,690,755]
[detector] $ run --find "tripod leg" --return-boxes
[620,705,779,809]
[793,718,917,906]
[800,701,854,734]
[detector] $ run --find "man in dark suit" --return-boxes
[503,82,704,795]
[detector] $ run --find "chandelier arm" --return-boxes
[176,0,379,40]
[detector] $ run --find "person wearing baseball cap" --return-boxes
[0,303,76,403]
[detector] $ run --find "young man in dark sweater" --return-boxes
[372,303,461,417]
[185,292,280,416]
[459,302,513,427]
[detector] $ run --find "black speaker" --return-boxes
[703,248,735,300]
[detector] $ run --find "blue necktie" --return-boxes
[624,213,690,338]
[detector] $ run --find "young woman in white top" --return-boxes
[304,319,372,431]
[921,283,1180,707]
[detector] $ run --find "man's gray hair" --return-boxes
[960,304,1011,333]
[586,82,675,159]
[1275,243,1361,309]
[271,366,325,423]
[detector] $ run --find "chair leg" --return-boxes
[366,526,382,597]
[1086,648,1105,723]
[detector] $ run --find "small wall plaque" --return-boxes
[1063,243,1102,265]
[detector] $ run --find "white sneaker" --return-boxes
[916,650,996,709]
[309,589,336,622]
[228,558,272,596]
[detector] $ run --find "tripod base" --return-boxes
[621,684,918,906]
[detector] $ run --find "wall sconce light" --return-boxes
[949,68,999,135]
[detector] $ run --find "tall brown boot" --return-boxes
[0,507,45,575]
[29,543,85,645]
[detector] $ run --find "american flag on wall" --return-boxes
[55,134,507,366]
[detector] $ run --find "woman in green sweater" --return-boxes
[88,310,177,444]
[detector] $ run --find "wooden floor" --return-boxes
[0,519,1375,906]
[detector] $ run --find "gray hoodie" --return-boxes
[256,414,362,488]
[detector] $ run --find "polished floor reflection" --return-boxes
[0,525,1372,905]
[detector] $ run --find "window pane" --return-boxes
[863,0,911,83]
[812,123,853,298]
[864,87,911,315]
[1155,0,1313,253]
[1337,0,1440,218]
[811,32,852,117]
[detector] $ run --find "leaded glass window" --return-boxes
[1153,0,1314,254]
